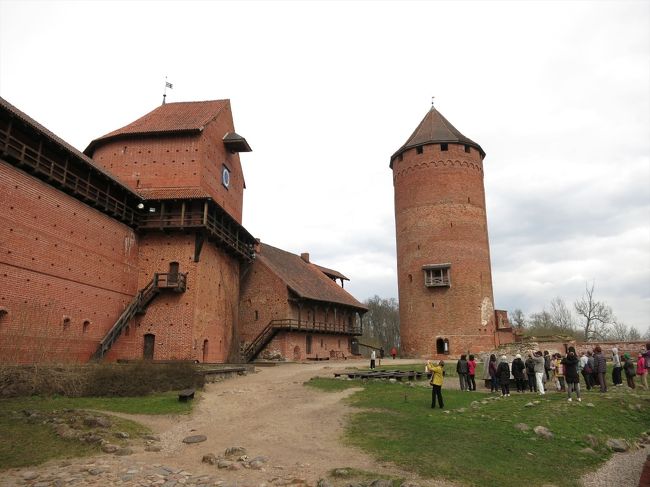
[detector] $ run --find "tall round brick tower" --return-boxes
[391,106,497,358]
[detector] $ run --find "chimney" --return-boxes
[300,252,310,263]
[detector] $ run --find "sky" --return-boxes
[1,1,649,334]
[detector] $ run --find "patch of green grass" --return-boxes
[305,377,362,392]
[0,391,194,415]
[0,391,194,470]
[0,409,150,470]
[327,466,403,485]
[312,379,650,487]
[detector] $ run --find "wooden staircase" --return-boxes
[91,272,186,361]
[242,319,362,363]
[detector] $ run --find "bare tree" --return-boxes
[549,297,575,331]
[362,295,400,351]
[574,281,613,341]
[644,326,650,341]
[510,308,526,328]
[628,326,641,341]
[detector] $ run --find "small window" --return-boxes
[464,145,470,153]
[254,310,259,321]
[423,264,451,287]
[441,143,448,151]
[62,315,72,328]
[222,165,231,189]
[82,320,91,333]
[398,154,403,161]
[416,146,423,154]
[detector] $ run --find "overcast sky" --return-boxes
[1,1,648,334]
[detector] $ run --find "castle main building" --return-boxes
[391,107,513,358]
[0,97,365,364]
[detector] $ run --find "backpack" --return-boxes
[526,361,535,374]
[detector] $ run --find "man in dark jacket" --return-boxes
[497,355,511,397]
[525,354,537,392]
[562,347,581,402]
[592,346,607,392]
[456,355,469,391]
[511,354,526,393]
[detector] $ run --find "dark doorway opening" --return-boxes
[306,334,313,354]
[143,334,155,360]
[202,339,209,362]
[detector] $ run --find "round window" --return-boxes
[222,166,230,188]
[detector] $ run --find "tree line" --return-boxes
[511,281,649,342]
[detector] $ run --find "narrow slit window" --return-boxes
[416,146,423,154]
[441,143,448,151]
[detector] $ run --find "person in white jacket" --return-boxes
[370,350,376,369]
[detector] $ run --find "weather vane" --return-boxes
[162,76,173,105]
[431,96,435,107]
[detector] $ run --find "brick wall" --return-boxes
[0,161,139,363]
[106,233,241,363]
[269,332,353,361]
[393,142,496,358]
[239,259,291,345]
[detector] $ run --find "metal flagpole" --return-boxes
[163,77,173,105]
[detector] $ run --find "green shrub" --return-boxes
[0,362,204,398]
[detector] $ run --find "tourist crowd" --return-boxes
[425,343,650,409]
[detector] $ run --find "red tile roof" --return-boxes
[138,187,211,200]
[84,100,229,155]
[390,106,485,165]
[258,243,367,311]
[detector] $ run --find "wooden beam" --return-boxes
[194,232,205,262]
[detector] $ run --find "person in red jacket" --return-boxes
[390,347,397,360]
[467,354,477,391]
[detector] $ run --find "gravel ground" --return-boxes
[581,448,648,486]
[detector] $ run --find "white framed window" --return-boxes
[222,164,231,189]
[422,264,451,287]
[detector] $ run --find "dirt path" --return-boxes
[120,359,453,485]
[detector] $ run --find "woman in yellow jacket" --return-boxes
[426,360,445,409]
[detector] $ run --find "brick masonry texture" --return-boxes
[0,162,139,363]
[0,97,368,365]
[393,142,497,358]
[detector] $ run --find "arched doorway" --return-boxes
[143,334,155,360]
[202,339,209,362]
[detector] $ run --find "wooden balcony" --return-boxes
[270,318,362,336]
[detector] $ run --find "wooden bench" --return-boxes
[178,388,195,402]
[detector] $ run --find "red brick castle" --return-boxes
[0,97,365,364]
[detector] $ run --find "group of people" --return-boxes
[425,343,650,409]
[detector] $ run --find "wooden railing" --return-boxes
[91,272,187,361]
[0,126,138,225]
[138,209,255,262]
[242,319,362,362]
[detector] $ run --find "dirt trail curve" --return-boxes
[122,359,450,485]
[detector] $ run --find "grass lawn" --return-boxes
[306,378,650,487]
[0,391,194,470]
